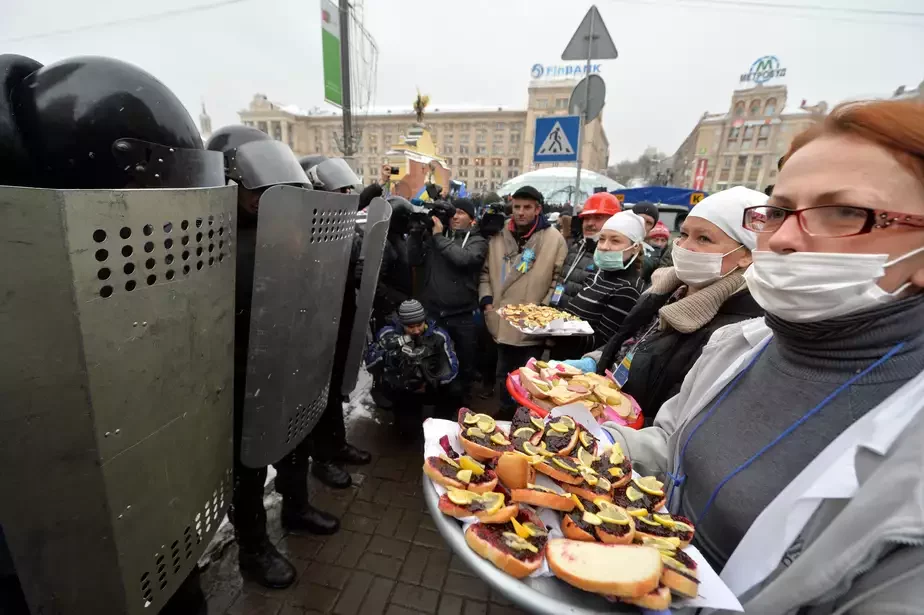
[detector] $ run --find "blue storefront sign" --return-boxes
[530,63,601,79]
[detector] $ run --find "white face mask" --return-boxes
[672,241,744,286]
[743,247,924,323]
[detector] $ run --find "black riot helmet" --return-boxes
[207,125,309,189]
[9,55,224,189]
[299,155,361,193]
[0,54,43,187]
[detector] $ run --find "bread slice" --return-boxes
[495,452,534,490]
[546,540,662,598]
[621,585,672,610]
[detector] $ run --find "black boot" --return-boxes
[238,538,296,590]
[311,460,352,489]
[281,499,341,535]
[329,442,372,465]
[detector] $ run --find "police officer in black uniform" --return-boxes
[207,127,340,590]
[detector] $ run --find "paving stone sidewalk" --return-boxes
[202,393,527,615]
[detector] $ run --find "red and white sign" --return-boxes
[692,159,708,191]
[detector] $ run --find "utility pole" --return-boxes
[339,0,354,158]
[571,9,594,213]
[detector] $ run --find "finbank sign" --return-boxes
[531,63,602,79]
[740,56,786,85]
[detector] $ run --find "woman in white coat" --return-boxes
[604,98,924,614]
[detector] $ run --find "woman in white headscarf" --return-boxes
[563,186,766,417]
[551,211,649,358]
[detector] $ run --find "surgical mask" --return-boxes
[672,242,745,286]
[594,247,638,271]
[744,247,924,323]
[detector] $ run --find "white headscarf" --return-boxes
[687,186,765,250]
[601,211,647,245]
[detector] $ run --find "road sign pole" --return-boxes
[571,10,594,214]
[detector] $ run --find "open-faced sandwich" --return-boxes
[562,448,616,501]
[546,540,663,600]
[640,536,700,599]
[464,506,549,579]
[510,482,576,512]
[613,476,667,515]
[531,451,584,485]
[518,367,553,399]
[437,487,518,523]
[633,512,695,548]
[563,496,637,545]
[620,585,673,610]
[423,453,498,493]
[574,428,599,458]
[458,409,512,460]
[510,406,543,435]
[536,415,580,456]
[590,442,632,489]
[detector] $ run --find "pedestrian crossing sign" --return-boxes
[533,115,580,163]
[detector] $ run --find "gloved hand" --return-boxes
[562,357,597,373]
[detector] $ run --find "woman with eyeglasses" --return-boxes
[602,99,924,613]
[563,187,766,419]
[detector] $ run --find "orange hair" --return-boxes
[783,99,924,186]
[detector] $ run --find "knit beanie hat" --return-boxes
[453,198,476,221]
[398,299,427,325]
[632,201,660,224]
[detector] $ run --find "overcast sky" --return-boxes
[3,0,923,161]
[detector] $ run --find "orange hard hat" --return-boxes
[579,192,622,217]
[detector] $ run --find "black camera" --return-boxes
[479,201,506,238]
[409,200,456,234]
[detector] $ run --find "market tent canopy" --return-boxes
[499,167,624,207]
[610,186,709,210]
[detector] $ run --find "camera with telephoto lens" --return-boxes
[479,201,506,238]
[409,200,456,234]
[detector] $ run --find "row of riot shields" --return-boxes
[0,184,391,614]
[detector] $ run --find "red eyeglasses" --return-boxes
[742,204,924,238]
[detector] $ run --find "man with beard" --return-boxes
[479,186,567,417]
[407,198,487,410]
[551,192,622,309]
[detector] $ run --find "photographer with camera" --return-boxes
[365,300,459,437]
[407,198,487,408]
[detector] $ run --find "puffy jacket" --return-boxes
[365,318,459,391]
[407,227,487,318]
[553,237,597,309]
[594,271,763,418]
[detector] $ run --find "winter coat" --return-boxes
[478,216,567,347]
[407,227,487,318]
[593,270,763,418]
[552,237,597,309]
[365,318,459,392]
[373,233,413,322]
[602,318,924,615]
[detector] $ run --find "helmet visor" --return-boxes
[230,140,310,190]
[112,138,226,188]
[305,158,361,192]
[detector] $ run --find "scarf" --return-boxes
[650,267,749,334]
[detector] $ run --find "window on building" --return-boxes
[749,100,762,116]
[369,146,378,154]
[475,158,486,166]
[384,133,393,144]
[749,166,761,182]
[459,157,469,166]
[257,121,268,133]
[723,156,733,169]
[459,145,470,155]
[752,155,763,168]
[555,98,568,110]
[727,127,740,143]
[446,157,453,166]
[495,122,505,131]
[508,170,518,179]
[493,132,504,144]
[509,158,520,167]
[510,133,521,145]
[475,169,485,178]
[492,146,505,155]
[734,155,748,182]
[719,168,731,181]
[757,125,771,147]
[476,146,487,154]
[458,169,468,178]
[743,126,755,141]
[734,102,745,117]
[460,133,470,144]
[535,98,549,109]
[476,131,486,143]
[491,169,502,179]
[491,158,502,166]
[764,98,777,116]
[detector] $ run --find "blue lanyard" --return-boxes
[667,339,906,521]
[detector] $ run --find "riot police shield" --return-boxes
[239,185,358,468]
[0,185,237,614]
[341,196,392,396]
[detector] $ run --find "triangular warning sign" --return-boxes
[536,121,576,156]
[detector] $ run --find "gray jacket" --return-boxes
[408,227,487,318]
[603,318,924,614]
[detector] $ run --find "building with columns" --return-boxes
[236,75,610,191]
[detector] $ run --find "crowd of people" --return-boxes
[2,52,922,615]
